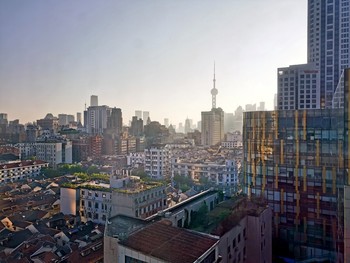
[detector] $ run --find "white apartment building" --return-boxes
[172,159,240,190]
[144,145,169,179]
[36,141,72,167]
[0,160,49,183]
[86,105,110,134]
[16,143,36,160]
[127,152,145,168]
[221,131,243,149]
[60,175,167,224]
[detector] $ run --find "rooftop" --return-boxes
[0,160,48,170]
[120,220,219,263]
[190,195,268,236]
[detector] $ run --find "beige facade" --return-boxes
[201,108,224,146]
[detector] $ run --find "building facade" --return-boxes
[0,160,48,184]
[36,141,72,167]
[243,106,348,261]
[277,63,321,110]
[144,145,169,179]
[86,105,110,135]
[307,0,350,108]
[201,108,224,146]
[60,176,167,224]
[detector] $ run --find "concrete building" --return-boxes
[135,110,142,120]
[76,112,82,124]
[104,193,272,263]
[127,152,145,168]
[144,145,169,179]
[86,105,110,135]
[172,159,240,194]
[0,160,48,184]
[242,69,350,261]
[143,111,150,124]
[206,197,272,263]
[109,220,220,263]
[60,175,167,224]
[107,107,122,135]
[277,63,320,110]
[130,116,143,136]
[307,0,350,108]
[25,124,39,143]
[201,108,224,146]
[221,131,243,149]
[245,104,256,112]
[278,0,350,109]
[58,114,74,126]
[36,141,72,167]
[90,95,98,107]
[37,114,59,133]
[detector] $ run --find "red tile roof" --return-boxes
[120,220,218,263]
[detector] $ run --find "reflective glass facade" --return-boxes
[243,69,350,261]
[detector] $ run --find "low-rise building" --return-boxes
[60,174,167,224]
[221,131,243,149]
[172,158,240,195]
[110,220,220,263]
[0,160,49,184]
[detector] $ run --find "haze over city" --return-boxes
[0,0,307,125]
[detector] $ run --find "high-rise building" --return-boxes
[76,112,82,123]
[277,63,320,110]
[184,118,192,134]
[243,68,350,261]
[257,101,266,111]
[0,113,8,125]
[201,108,224,146]
[37,114,59,133]
[143,111,150,123]
[279,0,350,110]
[90,95,98,107]
[201,65,224,146]
[130,116,143,137]
[86,106,110,135]
[107,108,123,135]
[307,0,350,108]
[135,110,142,120]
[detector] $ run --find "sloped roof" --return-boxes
[120,220,218,263]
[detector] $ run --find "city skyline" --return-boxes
[0,0,307,125]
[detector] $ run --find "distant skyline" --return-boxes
[0,0,307,125]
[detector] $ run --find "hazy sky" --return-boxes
[0,0,307,126]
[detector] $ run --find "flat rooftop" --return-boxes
[119,220,219,263]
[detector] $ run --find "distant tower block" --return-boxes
[90,95,98,107]
[211,63,218,109]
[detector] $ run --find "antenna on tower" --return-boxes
[211,61,218,109]
[84,102,87,111]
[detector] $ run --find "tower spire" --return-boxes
[211,61,218,109]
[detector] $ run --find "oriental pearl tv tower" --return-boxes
[211,63,218,109]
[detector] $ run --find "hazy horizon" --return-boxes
[0,0,307,126]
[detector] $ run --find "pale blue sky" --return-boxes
[0,0,307,126]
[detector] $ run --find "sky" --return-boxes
[0,0,307,126]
